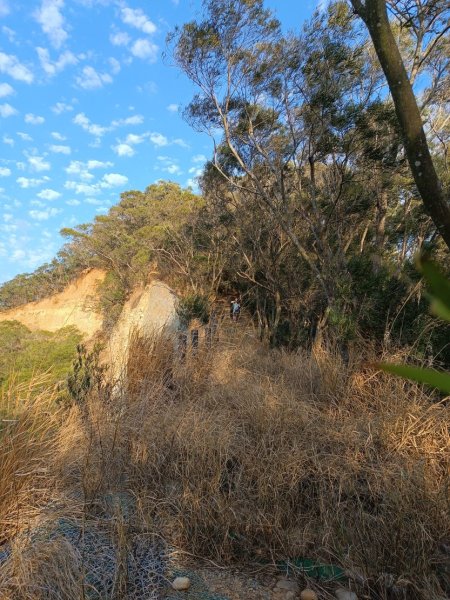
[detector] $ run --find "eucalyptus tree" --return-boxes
[349,0,450,249]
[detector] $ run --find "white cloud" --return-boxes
[28,156,51,172]
[37,47,77,76]
[110,31,130,46]
[109,57,121,74]
[0,52,33,83]
[0,82,14,97]
[101,172,128,187]
[73,112,108,136]
[29,207,62,221]
[25,113,45,125]
[87,160,113,170]
[111,114,143,127]
[124,132,146,144]
[17,176,48,188]
[34,0,68,49]
[0,1,10,17]
[112,143,134,157]
[37,188,61,200]
[49,144,71,154]
[173,138,189,148]
[192,154,207,163]
[130,38,158,61]
[167,103,178,113]
[75,65,113,90]
[17,132,33,141]
[163,164,181,175]
[0,166,11,176]
[2,134,13,145]
[51,131,66,140]
[0,102,17,117]
[188,166,202,176]
[2,26,15,42]
[51,101,73,114]
[65,159,113,181]
[66,198,80,206]
[120,7,156,35]
[149,132,168,147]
[65,180,100,195]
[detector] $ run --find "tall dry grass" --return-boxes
[0,375,61,545]
[0,326,448,599]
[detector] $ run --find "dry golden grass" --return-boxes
[0,326,449,599]
[0,376,61,545]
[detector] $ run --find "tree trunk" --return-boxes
[350,0,450,250]
[376,187,388,251]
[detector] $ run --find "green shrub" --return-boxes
[0,321,82,393]
[176,293,210,329]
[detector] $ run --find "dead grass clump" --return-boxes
[1,328,448,599]
[115,330,449,599]
[0,535,82,600]
[0,376,61,545]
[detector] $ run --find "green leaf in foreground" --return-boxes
[417,258,450,322]
[379,362,450,394]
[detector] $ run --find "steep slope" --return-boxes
[106,280,179,376]
[0,269,106,336]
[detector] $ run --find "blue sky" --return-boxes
[0,0,320,283]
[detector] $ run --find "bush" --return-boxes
[175,293,210,328]
[0,321,82,393]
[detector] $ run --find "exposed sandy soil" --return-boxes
[0,269,106,336]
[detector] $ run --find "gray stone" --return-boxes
[335,588,358,600]
[172,576,191,591]
[275,578,299,593]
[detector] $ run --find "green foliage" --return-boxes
[67,343,107,408]
[0,259,81,311]
[176,294,210,329]
[0,320,82,392]
[380,260,450,394]
[96,272,127,332]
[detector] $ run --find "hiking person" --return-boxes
[231,298,241,322]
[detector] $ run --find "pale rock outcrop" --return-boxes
[106,280,178,377]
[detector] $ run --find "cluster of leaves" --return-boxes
[176,293,211,329]
[66,343,108,409]
[382,260,450,393]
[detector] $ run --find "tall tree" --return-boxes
[349,0,450,249]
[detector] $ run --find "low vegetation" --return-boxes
[0,328,448,599]
[0,1,448,598]
[0,321,82,394]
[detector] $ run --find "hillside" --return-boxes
[0,269,106,337]
[0,0,449,597]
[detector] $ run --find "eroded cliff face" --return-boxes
[105,280,179,377]
[0,269,106,336]
[0,270,179,369]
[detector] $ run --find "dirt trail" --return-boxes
[0,269,105,336]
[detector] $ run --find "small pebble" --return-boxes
[172,576,191,591]
[301,589,318,600]
[275,578,299,593]
[335,589,358,600]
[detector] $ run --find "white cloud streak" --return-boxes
[34,0,68,49]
